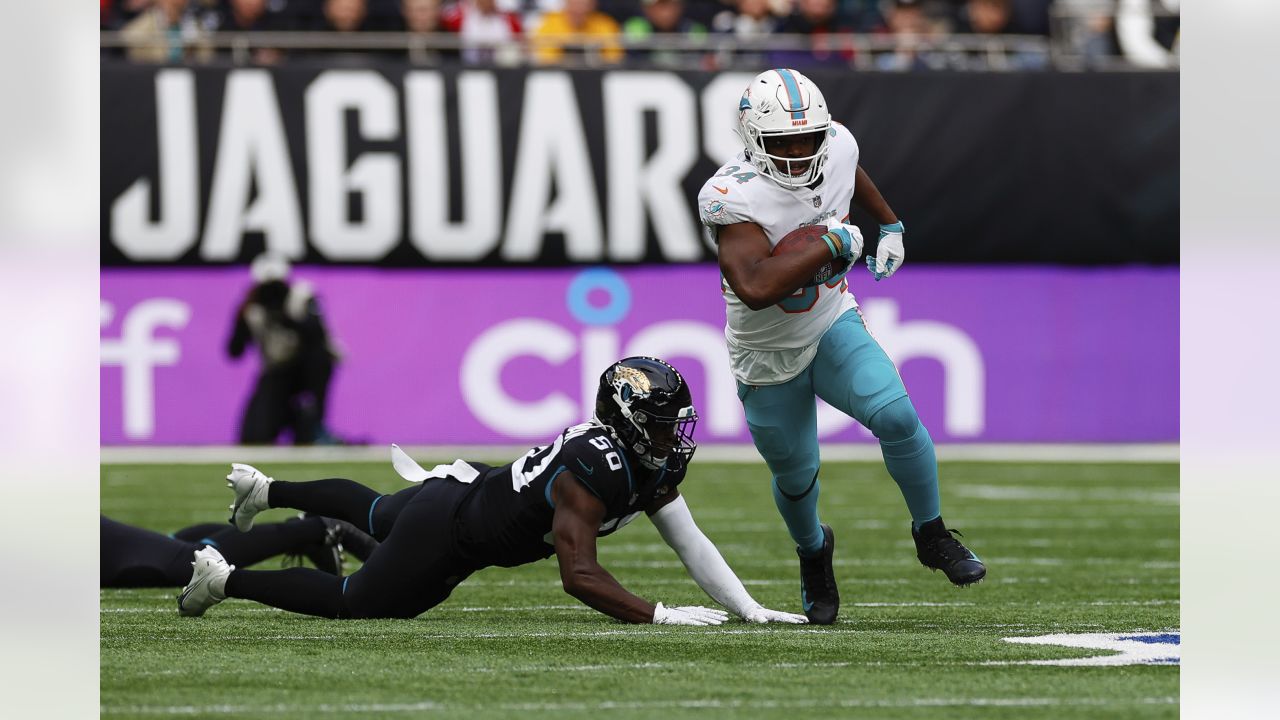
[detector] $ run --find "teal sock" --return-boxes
[880,423,942,527]
[772,473,824,556]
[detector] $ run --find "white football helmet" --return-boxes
[736,69,833,189]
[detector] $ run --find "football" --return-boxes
[772,225,850,287]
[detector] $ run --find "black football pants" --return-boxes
[223,477,478,619]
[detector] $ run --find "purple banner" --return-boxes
[100,266,1178,445]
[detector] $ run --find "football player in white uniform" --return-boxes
[697,69,986,625]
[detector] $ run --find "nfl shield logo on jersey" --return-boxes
[812,196,822,208]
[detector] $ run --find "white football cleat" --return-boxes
[178,546,233,617]
[227,462,273,532]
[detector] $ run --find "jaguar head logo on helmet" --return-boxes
[594,357,698,472]
[737,69,833,189]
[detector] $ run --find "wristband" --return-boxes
[822,232,843,259]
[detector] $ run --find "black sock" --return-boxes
[270,480,423,542]
[207,518,327,568]
[224,567,346,618]
[916,516,948,538]
[268,479,381,530]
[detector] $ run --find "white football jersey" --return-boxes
[698,122,861,385]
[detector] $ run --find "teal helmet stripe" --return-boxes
[774,68,806,120]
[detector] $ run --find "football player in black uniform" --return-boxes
[178,357,808,626]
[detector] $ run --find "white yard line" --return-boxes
[101,443,1179,465]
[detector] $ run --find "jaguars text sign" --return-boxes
[101,65,1178,267]
[100,266,1177,445]
[102,67,754,267]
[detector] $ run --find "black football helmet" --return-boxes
[594,357,698,471]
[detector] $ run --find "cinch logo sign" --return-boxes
[459,269,985,441]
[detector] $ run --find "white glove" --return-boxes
[823,218,864,264]
[868,221,905,280]
[740,604,810,624]
[652,602,730,626]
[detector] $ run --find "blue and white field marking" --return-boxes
[996,632,1180,666]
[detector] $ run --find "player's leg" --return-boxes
[812,309,985,585]
[270,481,420,542]
[204,517,336,570]
[239,372,290,444]
[197,480,473,618]
[227,462,421,542]
[738,374,823,554]
[101,515,200,588]
[293,351,334,445]
[811,309,936,519]
[174,516,375,572]
[336,489,474,620]
[738,373,839,624]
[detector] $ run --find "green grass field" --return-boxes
[101,458,1179,719]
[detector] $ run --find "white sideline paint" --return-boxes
[100,696,1178,715]
[953,484,1179,504]
[100,443,1178,465]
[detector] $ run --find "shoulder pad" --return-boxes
[698,174,756,226]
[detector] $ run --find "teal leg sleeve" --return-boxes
[812,309,941,527]
[870,398,942,527]
[738,375,825,556]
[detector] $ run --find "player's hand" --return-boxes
[739,604,810,624]
[822,219,864,264]
[652,602,730,626]
[867,221,905,281]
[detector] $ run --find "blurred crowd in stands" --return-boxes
[100,0,1180,70]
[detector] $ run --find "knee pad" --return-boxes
[750,423,819,492]
[867,396,921,443]
[850,362,899,404]
[774,464,821,501]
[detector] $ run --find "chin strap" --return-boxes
[609,391,659,463]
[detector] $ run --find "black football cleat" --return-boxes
[797,524,839,625]
[912,517,986,586]
[328,517,379,562]
[283,515,345,576]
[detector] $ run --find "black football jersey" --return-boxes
[453,422,686,568]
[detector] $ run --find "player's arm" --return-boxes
[853,165,907,280]
[551,472,725,626]
[716,222,838,311]
[852,165,899,226]
[646,491,808,625]
[226,301,252,359]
